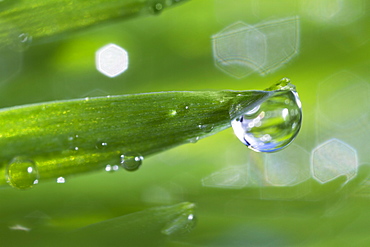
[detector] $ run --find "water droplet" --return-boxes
[198,124,214,133]
[175,104,190,116]
[149,2,164,14]
[56,177,66,183]
[105,164,119,172]
[67,135,76,141]
[188,136,200,143]
[96,141,108,149]
[231,83,302,152]
[120,153,144,171]
[6,157,39,189]
[67,134,80,151]
[12,32,33,51]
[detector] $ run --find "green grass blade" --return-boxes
[0,0,189,49]
[0,88,270,188]
[69,202,196,246]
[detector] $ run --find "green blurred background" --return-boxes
[0,0,369,246]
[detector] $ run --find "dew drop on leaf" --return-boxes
[95,141,108,149]
[231,82,302,152]
[120,153,144,171]
[11,32,33,52]
[198,124,214,133]
[6,157,39,189]
[105,164,119,172]
[148,2,164,15]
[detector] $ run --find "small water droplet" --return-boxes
[67,134,80,151]
[231,83,302,152]
[56,177,66,183]
[96,141,108,149]
[120,153,143,171]
[198,124,214,133]
[149,2,164,14]
[174,104,190,116]
[11,32,33,51]
[68,135,78,142]
[105,164,119,172]
[6,157,39,189]
[188,136,200,143]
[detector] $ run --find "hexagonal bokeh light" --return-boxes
[95,44,128,78]
[311,138,358,184]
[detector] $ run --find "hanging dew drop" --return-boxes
[120,153,144,171]
[6,157,39,189]
[231,80,302,152]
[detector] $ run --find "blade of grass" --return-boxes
[0,0,189,49]
[0,88,270,188]
[0,79,294,188]
[69,202,196,246]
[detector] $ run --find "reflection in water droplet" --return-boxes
[120,153,143,171]
[6,157,39,189]
[231,83,302,152]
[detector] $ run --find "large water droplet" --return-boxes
[6,157,39,189]
[120,153,144,171]
[231,82,302,152]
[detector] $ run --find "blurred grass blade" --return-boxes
[0,0,189,49]
[69,202,196,246]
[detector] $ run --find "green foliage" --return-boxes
[0,0,369,246]
[0,0,188,49]
[0,89,267,187]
